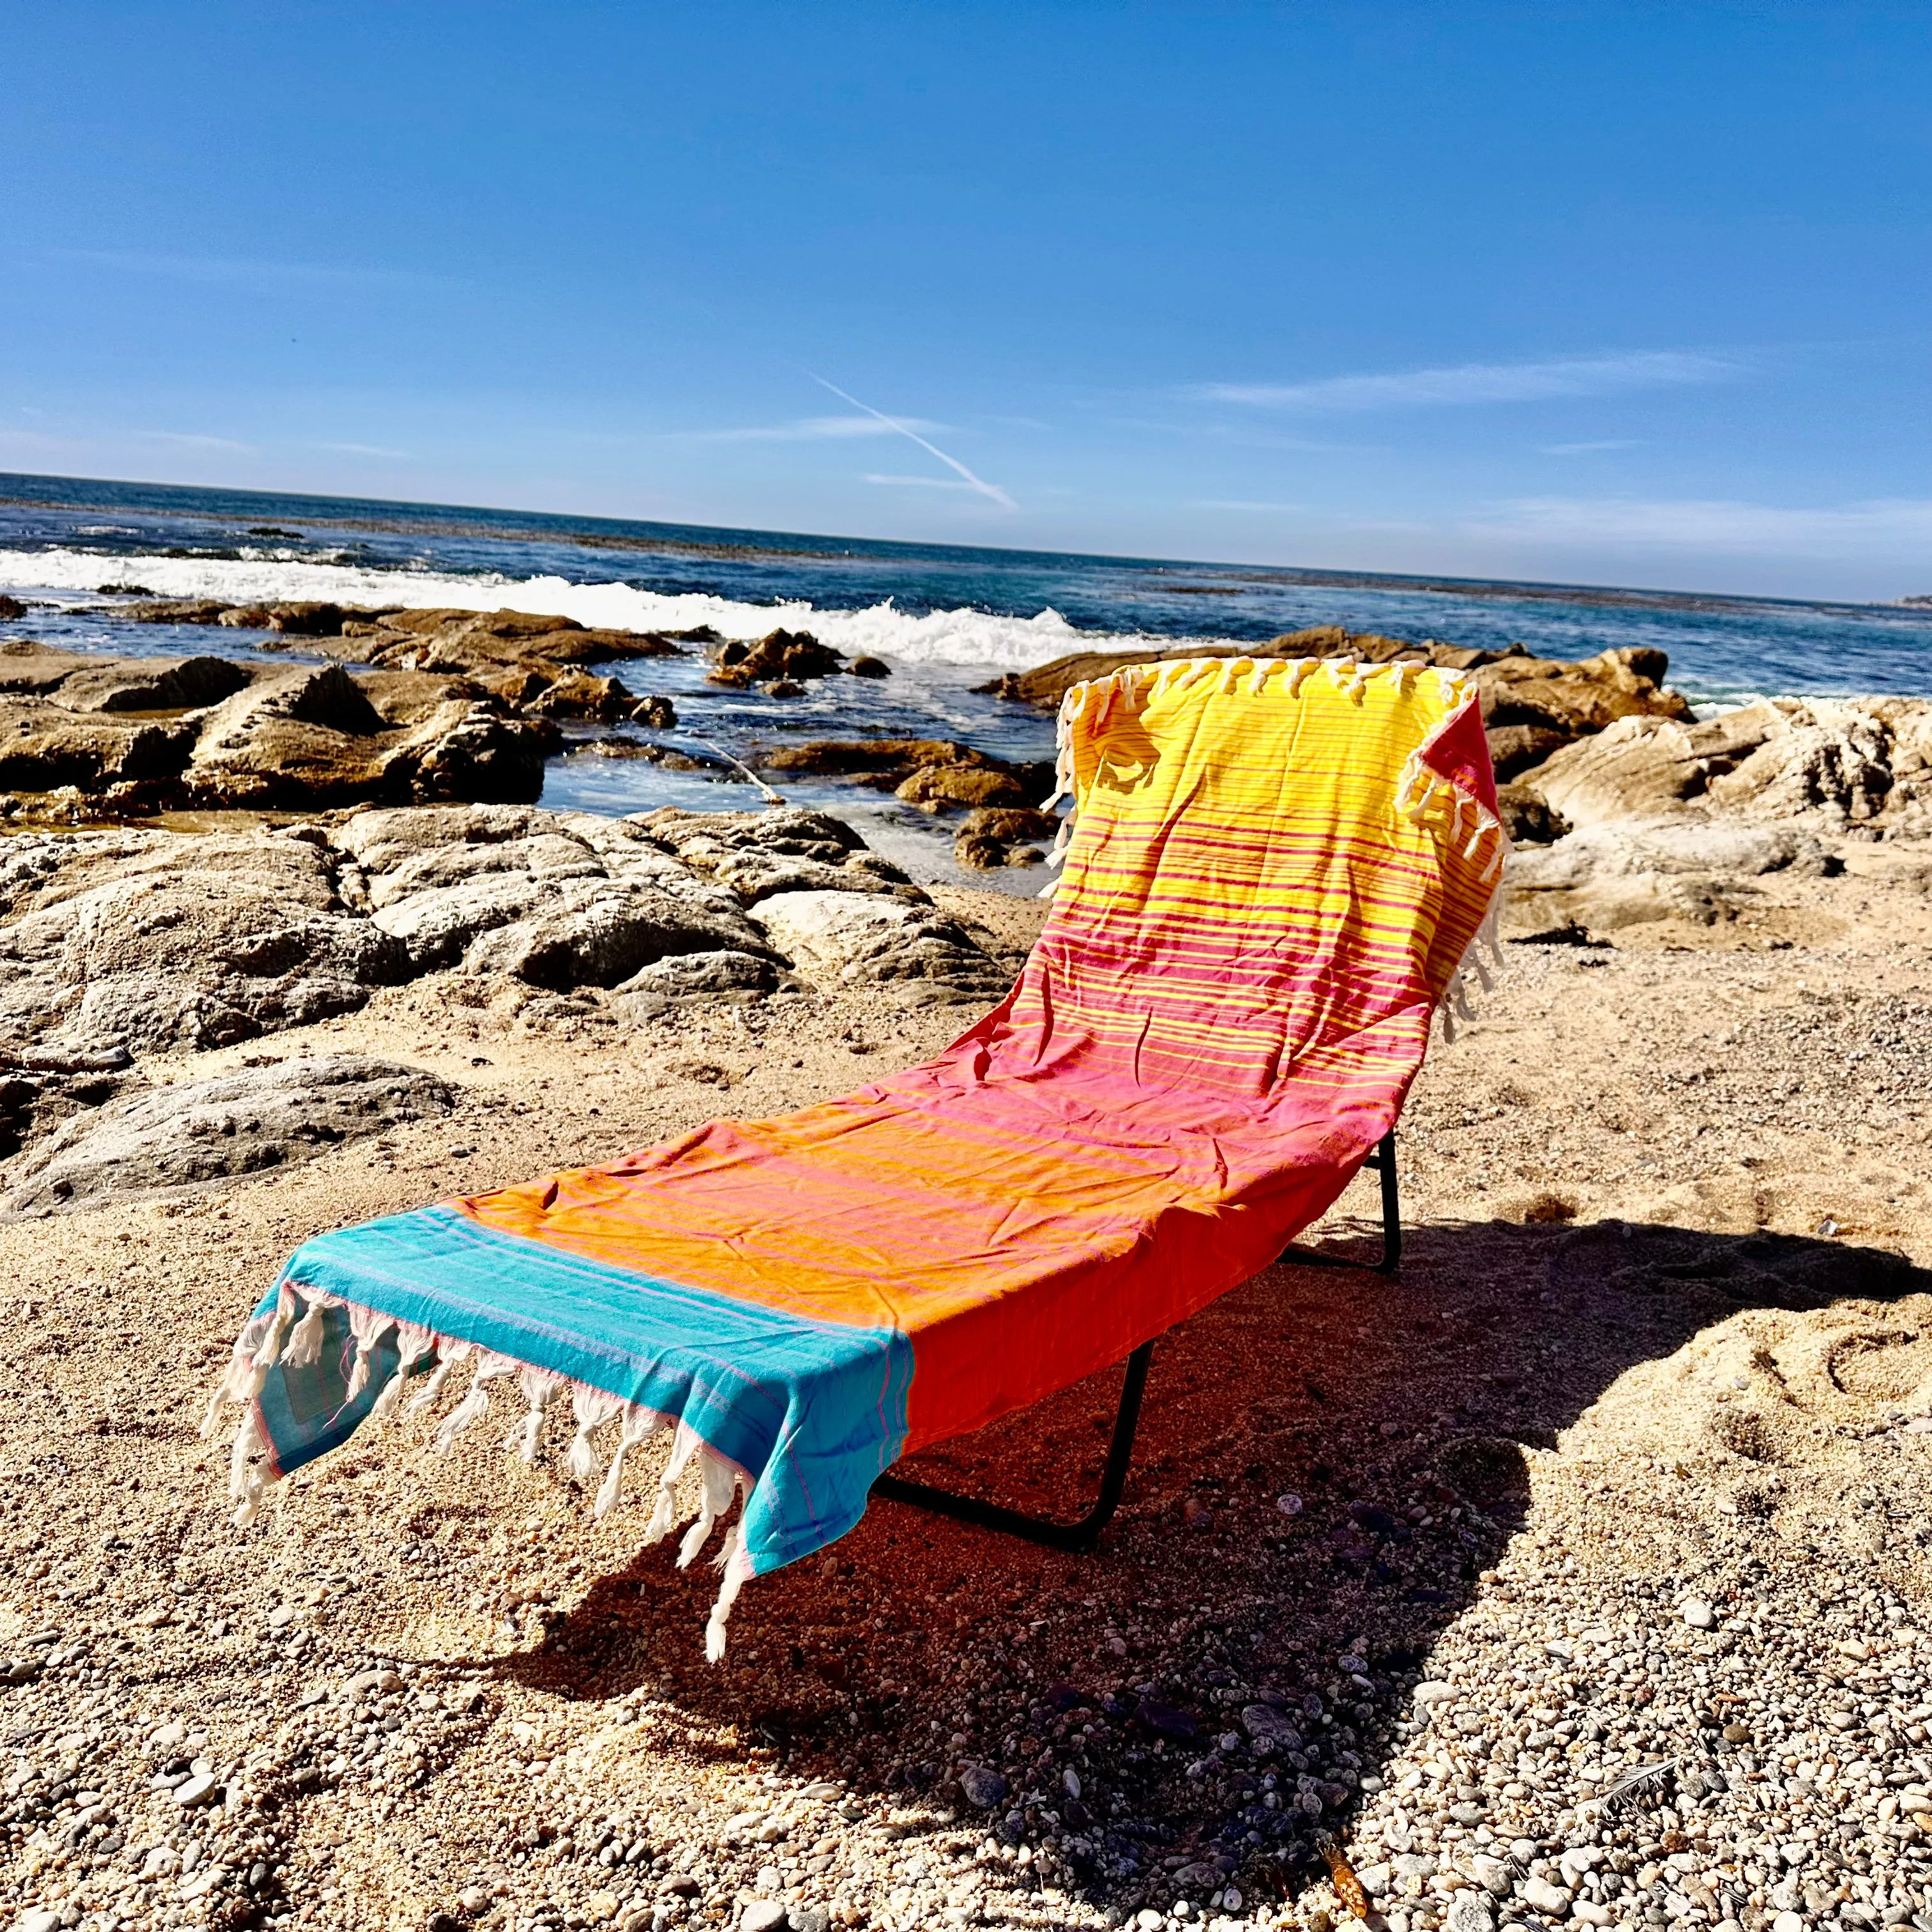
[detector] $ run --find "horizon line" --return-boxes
[0,463,1915,616]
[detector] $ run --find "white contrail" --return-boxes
[807,373,1016,510]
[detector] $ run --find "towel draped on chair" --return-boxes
[206,654,1505,1657]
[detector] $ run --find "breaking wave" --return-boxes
[0,548,1176,674]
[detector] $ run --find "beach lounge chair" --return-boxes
[204,654,1505,1658]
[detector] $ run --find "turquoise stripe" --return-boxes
[259,1205,914,1572]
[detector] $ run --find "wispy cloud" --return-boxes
[863,473,988,492]
[809,375,1016,510]
[1457,495,1932,556]
[134,429,252,452]
[318,441,410,459]
[1541,438,1644,456]
[1192,351,1737,412]
[677,413,943,445]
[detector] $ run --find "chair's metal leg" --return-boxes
[1278,1129,1402,1276]
[869,1339,1154,1553]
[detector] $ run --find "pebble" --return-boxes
[741,1903,789,1932]
[171,1769,220,1806]
[1680,1595,1717,1629]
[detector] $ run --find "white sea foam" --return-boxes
[0,548,1176,674]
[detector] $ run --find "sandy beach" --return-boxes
[1,773,1928,1932]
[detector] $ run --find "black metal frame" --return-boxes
[1278,1130,1402,1277]
[868,1131,1402,1551]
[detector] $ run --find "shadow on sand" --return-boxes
[487,1208,1922,1917]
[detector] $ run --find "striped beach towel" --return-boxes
[205,654,1505,1655]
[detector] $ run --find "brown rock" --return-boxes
[122,599,234,625]
[762,679,806,698]
[0,595,25,621]
[761,738,992,778]
[897,764,1027,809]
[266,601,352,636]
[848,656,891,678]
[526,670,636,722]
[0,641,106,694]
[1494,783,1568,845]
[1473,646,1693,739]
[960,806,1059,842]
[57,656,254,714]
[632,696,677,728]
[0,700,198,797]
[184,664,548,808]
[1520,716,1713,826]
[953,831,1008,870]
[1486,723,1570,783]
[711,627,843,684]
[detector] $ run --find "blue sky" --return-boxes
[4,3,1930,597]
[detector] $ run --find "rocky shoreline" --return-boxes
[0,613,1928,1932]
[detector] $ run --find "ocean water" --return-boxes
[4,471,1929,888]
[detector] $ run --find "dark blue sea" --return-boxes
[4,471,1928,886]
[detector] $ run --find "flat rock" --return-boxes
[184,663,547,808]
[611,949,780,1009]
[463,882,777,990]
[56,654,253,713]
[0,831,408,1055]
[1,1054,454,1216]
[758,738,993,778]
[749,890,1010,1004]
[1506,820,1839,933]
[0,696,199,799]
[0,639,126,693]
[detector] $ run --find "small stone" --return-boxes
[1722,1722,1751,1743]
[171,1771,220,1807]
[1136,1698,1198,1739]
[1680,1598,1716,1630]
[1906,1418,1932,1435]
[1276,1493,1304,1515]
[791,1911,831,1932]
[1519,1877,1572,1914]
[742,1905,789,1932]
[960,1765,1008,1808]
[1446,1895,1495,1932]
[1772,1915,1805,1932]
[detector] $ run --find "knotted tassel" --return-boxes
[643,1424,704,1546]
[594,1404,667,1517]
[368,1324,436,1425]
[280,1292,328,1372]
[511,1364,565,1464]
[407,1339,472,1417]
[243,1284,298,1395]
[567,1385,625,1487]
[704,1530,753,1665]
[343,1304,396,1404]
[677,1450,741,1568]
[434,1352,516,1454]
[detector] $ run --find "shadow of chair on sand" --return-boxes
[487,1210,1926,1920]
